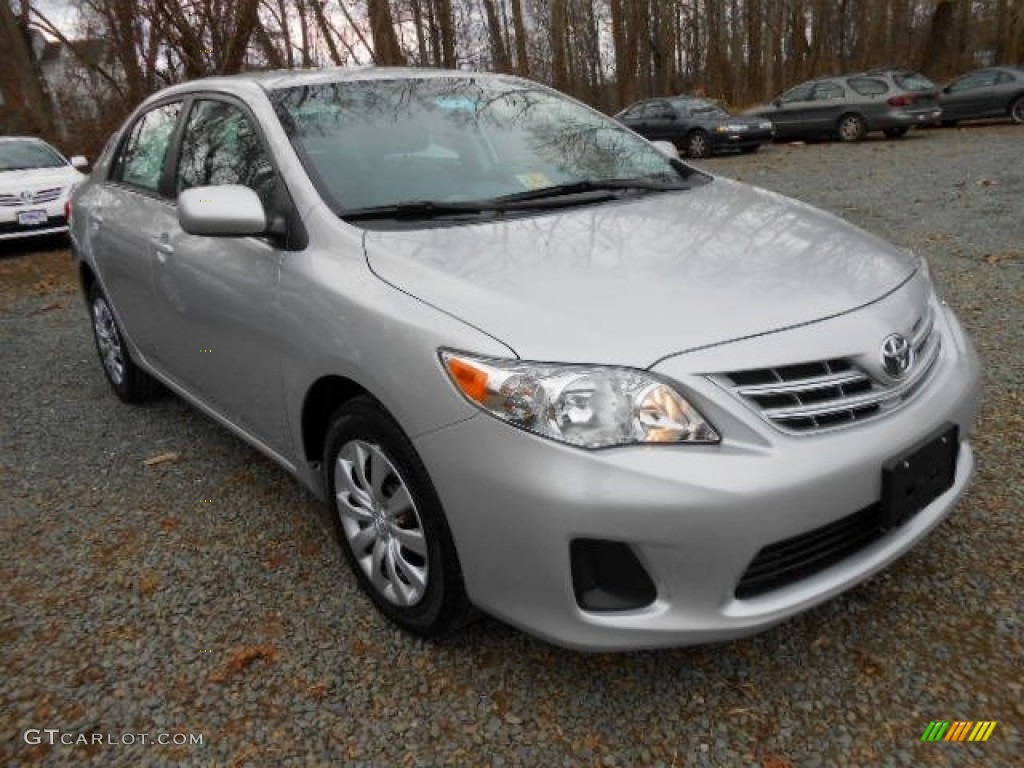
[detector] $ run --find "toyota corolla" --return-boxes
[69,68,981,650]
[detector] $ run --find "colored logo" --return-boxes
[920,721,997,742]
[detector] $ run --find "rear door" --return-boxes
[642,100,678,142]
[149,96,293,454]
[91,101,184,359]
[807,82,849,132]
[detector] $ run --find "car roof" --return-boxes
[156,65,514,96]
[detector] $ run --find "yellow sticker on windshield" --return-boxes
[515,172,552,190]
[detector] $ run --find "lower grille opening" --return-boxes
[570,539,656,612]
[736,502,889,599]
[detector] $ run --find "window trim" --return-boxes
[107,97,187,200]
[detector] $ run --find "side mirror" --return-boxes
[178,185,266,237]
[70,155,88,170]
[650,140,681,160]
[772,98,782,108]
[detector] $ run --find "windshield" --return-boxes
[673,98,728,117]
[271,76,700,215]
[0,140,66,172]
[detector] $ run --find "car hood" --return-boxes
[0,166,84,193]
[363,178,914,368]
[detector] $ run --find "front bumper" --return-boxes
[0,199,68,241]
[414,301,981,650]
[711,129,773,149]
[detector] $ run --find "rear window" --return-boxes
[893,72,935,92]
[847,77,888,96]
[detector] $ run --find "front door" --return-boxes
[150,98,292,455]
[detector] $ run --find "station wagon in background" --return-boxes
[0,137,87,242]
[70,67,980,650]
[938,66,1024,125]
[748,70,942,142]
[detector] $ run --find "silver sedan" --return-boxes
[70,68,981,650]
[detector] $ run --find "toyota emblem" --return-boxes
[20,190,33,203]
[880,333,914,379]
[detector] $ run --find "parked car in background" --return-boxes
[71,68,980,650]
[615,96,774,157]
[747,70,942,142]
[938,66,1024,125]
[0,137,87,242]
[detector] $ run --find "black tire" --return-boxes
[88,283,161,403]
[684,130,712,158]
[740,145,761,154]
[1010,97,1024,125]
[323,396,472,637]
[836,113,867,142]
[883,127,909,139]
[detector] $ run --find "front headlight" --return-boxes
[441,351,719,449]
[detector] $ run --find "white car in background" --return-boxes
[0,136,88,242]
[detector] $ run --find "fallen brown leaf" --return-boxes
[209,644,278,683]
[143,451,180,466]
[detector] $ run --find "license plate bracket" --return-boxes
[17,210,48,227]
[881,423,958,529]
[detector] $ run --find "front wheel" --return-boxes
[883,127,908,138]
[1010,97,1024,125]
[324,396,472,637]
[88,283,160,403]
[837,113,867,142]
[684,130,712,158]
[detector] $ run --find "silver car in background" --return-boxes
[70,68,981,650]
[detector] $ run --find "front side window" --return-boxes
[272,76,697,214]
[781,84,814,103]
[176,100,279,209]
[0,140,65,172]
[113,102,182,193]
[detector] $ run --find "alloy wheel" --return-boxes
[92,297,125,385]
[838,114,865,142]
[1011,98,1024,125]
[334,440,429,607]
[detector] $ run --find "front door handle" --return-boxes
[151,234,174,261]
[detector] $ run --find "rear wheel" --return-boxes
[88,283,160,403]
[1010,97,1024,125]
[883,127,909,139]
[324,396,472,637]
[684,130,711,158]
[837,113,867,142]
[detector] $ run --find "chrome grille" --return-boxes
[0,187,62,207]
[717,308,941,434]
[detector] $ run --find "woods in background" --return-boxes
[2,0,1023,152]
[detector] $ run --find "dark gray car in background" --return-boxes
[615,97,774,158]
[747,70,942,142]
[938,66,1024,125]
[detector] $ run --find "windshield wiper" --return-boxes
[490,178,692,204]
[342,200,497,221]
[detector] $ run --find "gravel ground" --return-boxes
[1,125,1021,767]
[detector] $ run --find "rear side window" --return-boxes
[812,83,845,101]
[847,77,889,96]
[112,102,182,193]
[175,100,279,210]
[894,72,935,92]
